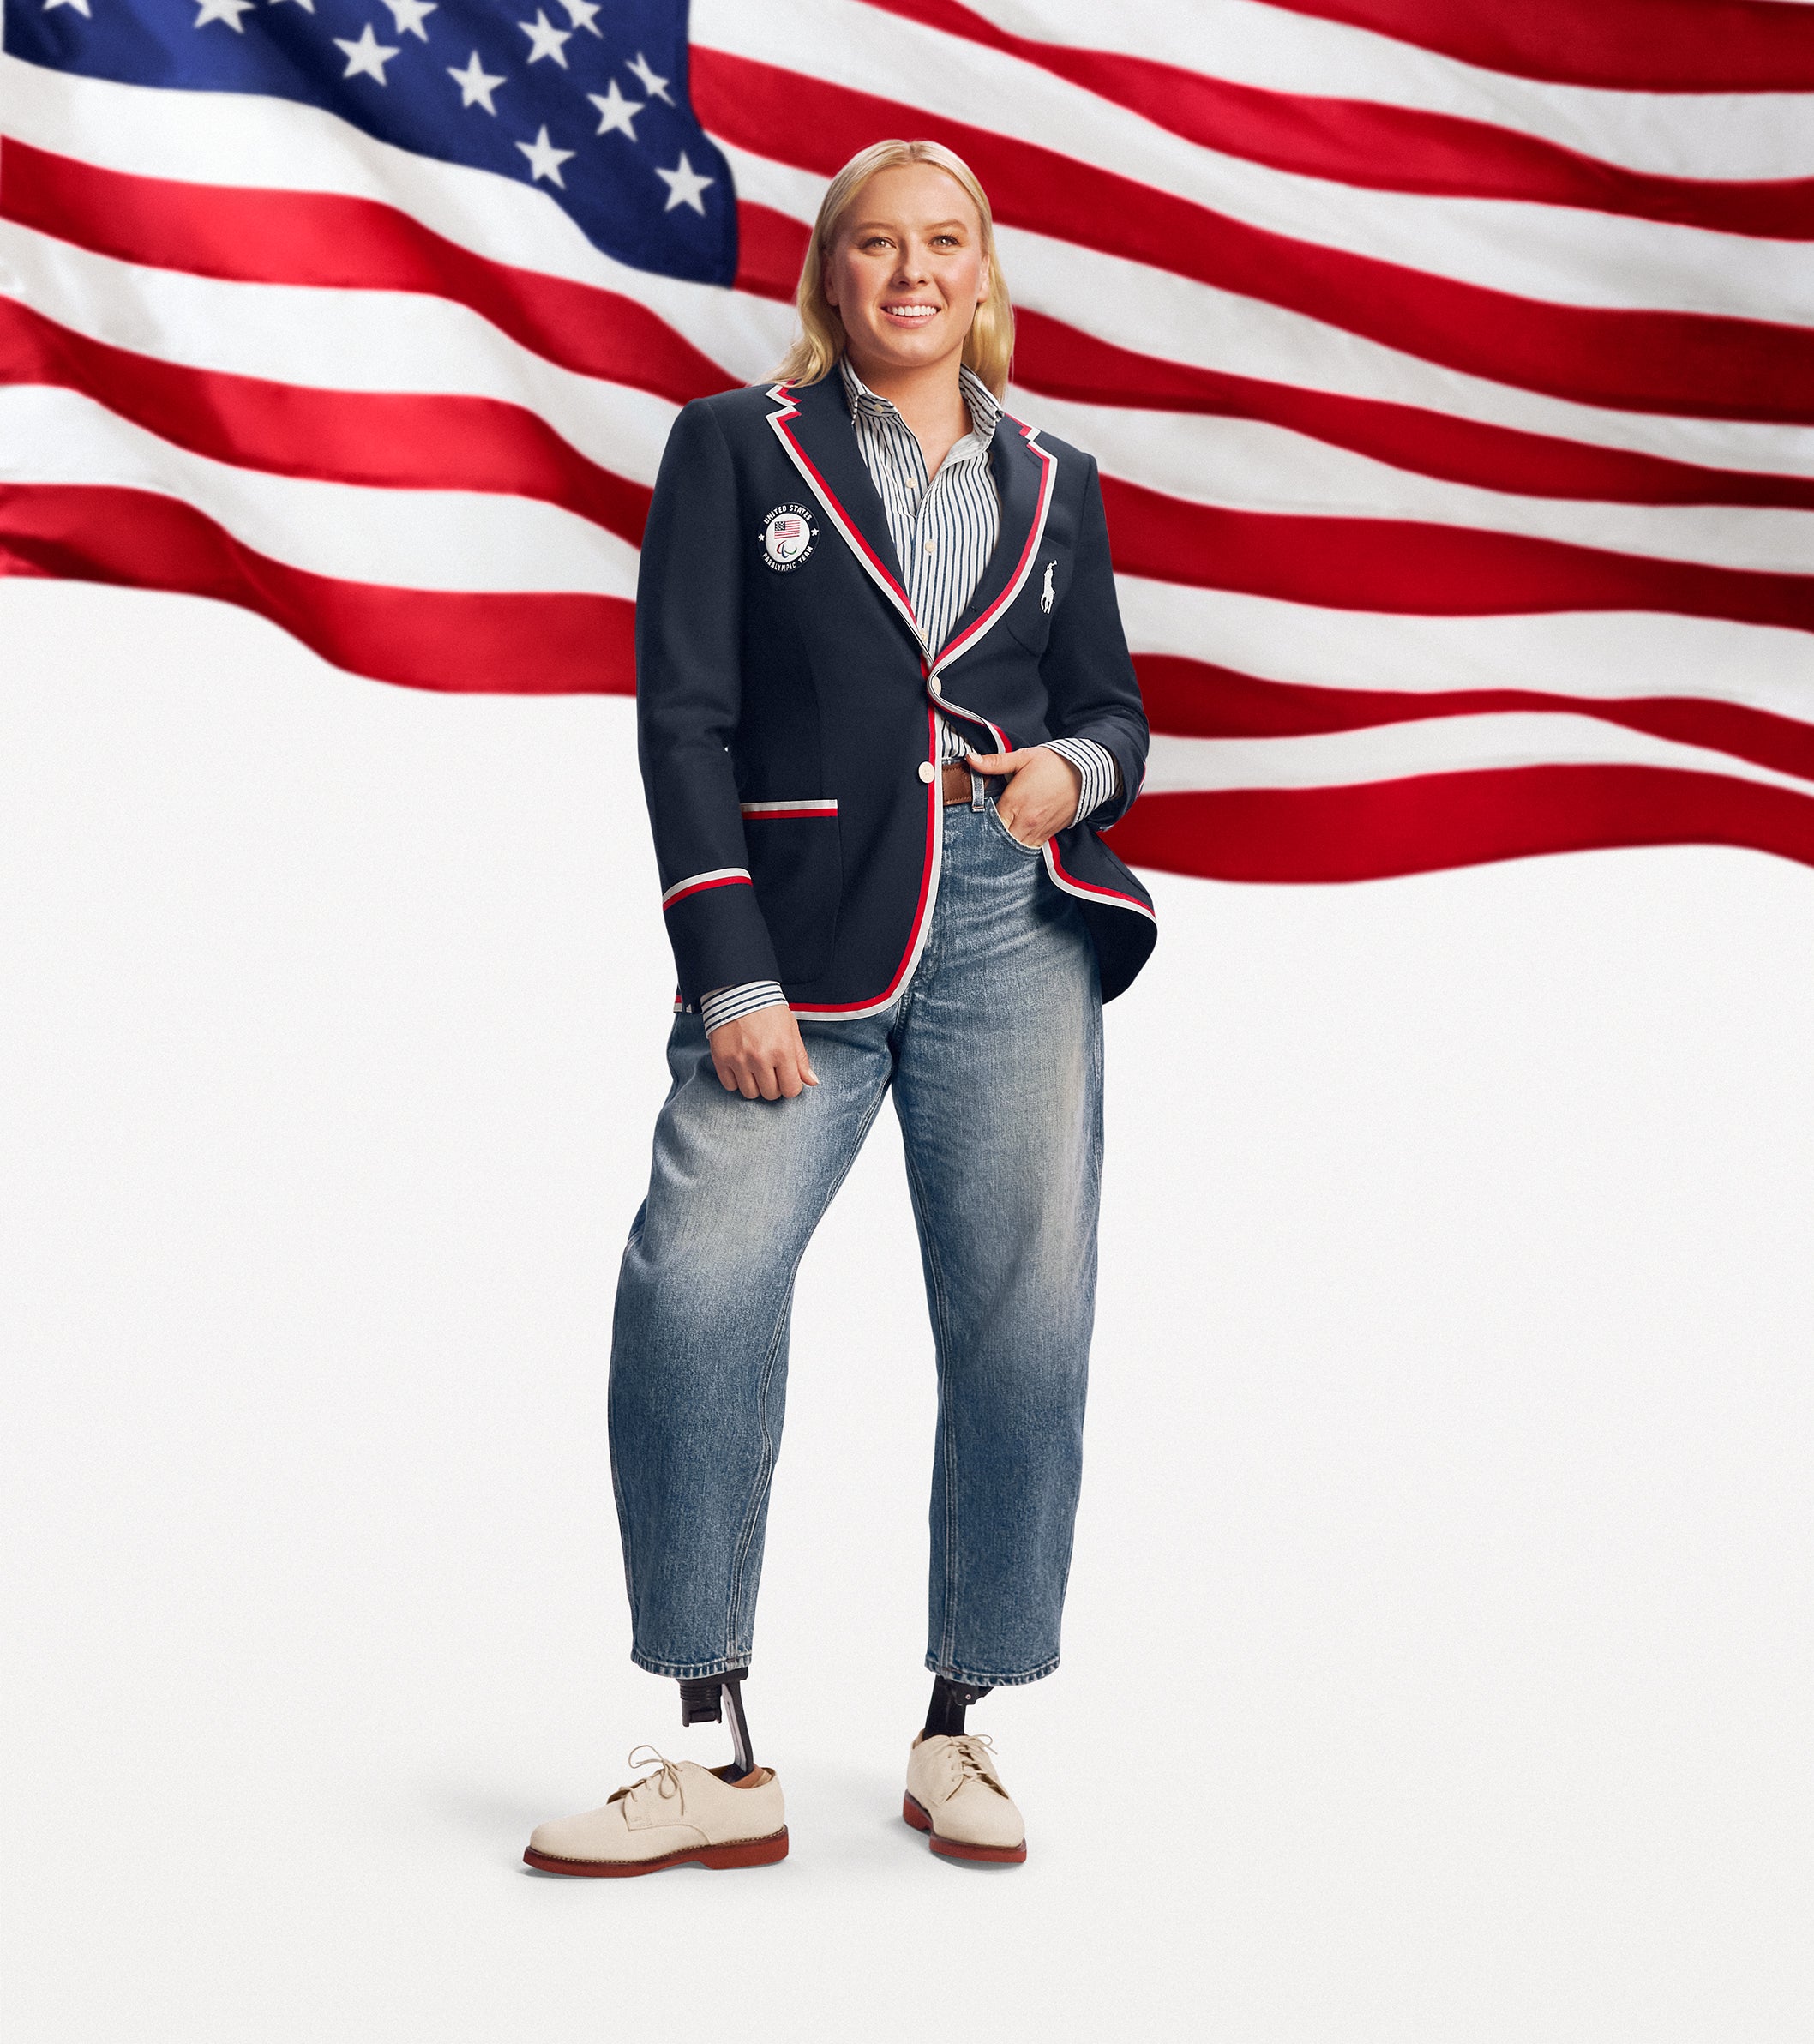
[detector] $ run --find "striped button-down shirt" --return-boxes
[840,358,1115,809]
[698,361,1117,1037]
[847,355,1004,679]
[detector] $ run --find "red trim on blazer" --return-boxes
[1041,837,1158,923]
[765,382,925,649]
[934,420,1057,670]
[661,868,754,911]
[922,421,1056,755]
[790,706,943,1016]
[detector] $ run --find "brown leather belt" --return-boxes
[941,760,994,806]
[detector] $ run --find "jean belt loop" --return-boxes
[970,761,987,811]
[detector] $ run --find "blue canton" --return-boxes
[5,0,736,285]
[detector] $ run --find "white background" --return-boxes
[3,578,1811,2041]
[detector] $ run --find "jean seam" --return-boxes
[605,1218,646,1635]
[900,1135,963,1672]
[723,1069,895,1662]
[610,1038,691,1643]
[724,1308,787,1667]
[1051,1000,1104,1631]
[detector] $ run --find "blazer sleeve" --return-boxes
[635,400,783,1003]
[1039,455,1148,830]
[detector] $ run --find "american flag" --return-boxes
[3,0,1813,885]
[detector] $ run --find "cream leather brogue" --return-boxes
[903,1731,1027,1863]
[524,1746,788,1878]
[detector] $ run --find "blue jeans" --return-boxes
[608,801,1103,1688]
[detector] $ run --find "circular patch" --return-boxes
[760,502,818,572]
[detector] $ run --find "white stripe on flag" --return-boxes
[950,0,1814,180]
[1115,579,1814,721]
[1141,717,1814,797]
[694,0,1814,325]
[0,386,640,596]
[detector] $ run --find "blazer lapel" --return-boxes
[931,413,1057,677]
[764,375,923,652]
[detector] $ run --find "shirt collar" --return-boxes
[839,355,1001,449]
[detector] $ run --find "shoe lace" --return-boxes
[946,1732,1000,1790]
[619,1744,687,1816]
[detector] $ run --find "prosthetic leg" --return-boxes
[677,1668,757,1779]
[924,1674,993,1739]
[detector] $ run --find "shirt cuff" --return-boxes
[699,979,790,1036]
[1044,737,1121,826]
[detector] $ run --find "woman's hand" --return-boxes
[962,746,1081,848]
[708,1005,819,1100]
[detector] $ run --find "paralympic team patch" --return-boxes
[759,502,818,572]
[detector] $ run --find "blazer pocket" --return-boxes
[740,803,842,983]
[1001,593,1052,659]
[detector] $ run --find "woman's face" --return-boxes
[821,163,991,381]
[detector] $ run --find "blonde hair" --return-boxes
[772,140,1013,398]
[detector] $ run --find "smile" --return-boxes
[881,304,940,322]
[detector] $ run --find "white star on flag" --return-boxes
[516,125,575,188]
[19,0,1814,911]
[587,80,643,141]
[656,150,713,214]
[378,0,436,43]
[625,51,674,105]
[192,0,256,31]
[518,10,571,68]
[447,51,505,114]
[334,23,401,82]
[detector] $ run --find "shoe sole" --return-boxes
[903,1792,1027,1864]
[522,1826,789,1878]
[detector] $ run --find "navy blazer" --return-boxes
[635,370,1157,1016]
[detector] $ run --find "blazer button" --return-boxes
[917,760,937,784]
[928,676,943,697]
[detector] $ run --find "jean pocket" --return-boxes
[985,798,1044,856]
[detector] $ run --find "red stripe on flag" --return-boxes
[1106,767,1814,885]
[1100,476,1814,633]
[1134,654,1814,785]
[689,49,1814,425]
[1014,310,1814,512]
[861,0,1814,238]
[1251,0,1814,94]
[734,200,810,302]
[0,484,635,694]
[0,143,737,408]
[0,298,652,541]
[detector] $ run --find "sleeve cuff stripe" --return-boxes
[1047,738,1116,826]
[661,866,752,909]
[700,980,790,1034]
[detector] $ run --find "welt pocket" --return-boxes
[1001,598,1051,658]
[741,803,841,982]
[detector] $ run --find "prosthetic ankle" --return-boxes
[677,1668,756,1777]
[924,1674,993,1740]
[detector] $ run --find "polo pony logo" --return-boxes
[1040,562,1055,613]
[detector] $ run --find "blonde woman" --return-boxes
[526,141,1155,1878]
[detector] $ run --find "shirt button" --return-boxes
[917,760,937,784]
[923,539,936,556]
[928,677,943,697]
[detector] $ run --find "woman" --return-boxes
[526,139,1155,1878]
